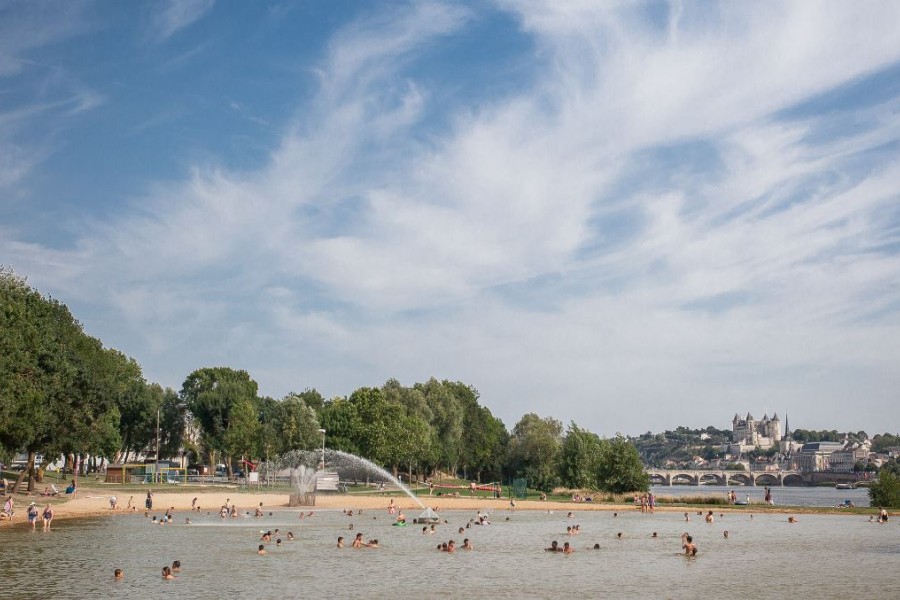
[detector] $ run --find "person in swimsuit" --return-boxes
[114,569,124,580]
[27,502,39,529]
[462,538,473,550]
[257,545,266,555]
[171,561,181,572]
[563,542,574,554]
[545,540,562,552]
[162,566,176,579]
[42,504,53,531]
[681,533,697,555]
[337,536,344,548]
[352,533,364,548]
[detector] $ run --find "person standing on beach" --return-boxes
[42,504,53,531]
[145,490,153,510]
[27,502,38,530]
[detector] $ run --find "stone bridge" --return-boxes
[646,468,805,487]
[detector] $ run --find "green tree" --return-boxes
[181,367,259,476]
[416,378,464,474]
[596,435,650,493]
[319,398,362,455]
[273,393,321,454]
[507,413,563,492]
[223,397,261,467]
[869,471,900,508]
[559,423,607,489]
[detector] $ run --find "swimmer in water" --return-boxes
[684,512,690,521]
[545,540,562,552]
[651,532,658,538]
[592,543,600,550]
[705,511,714,524]
[257,544,266,555]
[114,569,124,580]
[723,530,729,538]
[788,516,797,523]
[287,532,294,541]
[276,538,282,546]
[171,560,181,572]
[563,542,574,554]
[462,538,474,550]
[162,566,176,579]
[681,533,697,556]
[447,540,456,553]
[617,532,623,539]
[352,533,364,548]
[337,536,345,548]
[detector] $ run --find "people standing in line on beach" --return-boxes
[337,536,344,548]
[681,533,697,556]
[27,502,38,530]
[114,569,124,580]
[257,544,266,555]
[42,503,53,531]
[162,566,176,579]
[145,490,153,510]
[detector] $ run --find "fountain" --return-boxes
[259,449,426,510]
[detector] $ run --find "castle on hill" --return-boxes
[731,412,786,451]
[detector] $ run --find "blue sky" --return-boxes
[3,0,900,436]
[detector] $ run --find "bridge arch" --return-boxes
[726,473,752,487]
[754,473,781,487]
[648,473,669,486]
[671,473,698,485]
[782,473,805,486]
[699,472,726,486]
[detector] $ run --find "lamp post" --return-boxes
[155,408,160,484]
[318,429,326,471]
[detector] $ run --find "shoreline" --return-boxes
[1,487,887,528]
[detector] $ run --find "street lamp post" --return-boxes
[318,429,326,471]
[155,408,160,484]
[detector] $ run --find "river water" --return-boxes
[0,501,896,599]
[650,484,872,507]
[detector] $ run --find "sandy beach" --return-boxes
[2,486,878,526]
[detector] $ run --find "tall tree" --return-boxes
[507,413,563,492]
[596,435,650,493]
[181,367,259,476]
[560,423,608,490]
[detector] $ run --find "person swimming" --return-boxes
[162,566,176,579]
[563,542,574,554]
[681,533,697,556]
[462,538,473,550]
[171,560,181,572]
[337,536,344,548]
[352,533,364,548]
[545,540,562,552]
[114,569,124,580]
[257,544,266,555]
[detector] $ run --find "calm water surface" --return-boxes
[1,503,896,599]
[650,484,872,507]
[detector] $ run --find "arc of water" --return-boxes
[260,449,426,510]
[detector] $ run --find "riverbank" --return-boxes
[1,486,889,526]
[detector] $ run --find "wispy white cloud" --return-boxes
[150,0,215,42]
[6,1,900,433]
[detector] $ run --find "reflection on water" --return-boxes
[0,505,895,600]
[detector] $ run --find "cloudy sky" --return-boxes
[2,1,899,436]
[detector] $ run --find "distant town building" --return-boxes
[796,441,845,472]
[732,412,782,450]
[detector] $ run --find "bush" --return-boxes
[869,471,900,508]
